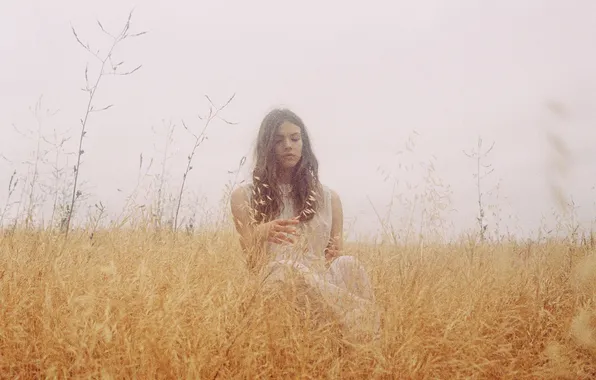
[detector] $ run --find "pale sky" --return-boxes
[1,0,595,241]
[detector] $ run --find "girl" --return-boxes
[230,108,380,341]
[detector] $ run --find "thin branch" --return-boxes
[128,31,148,38]
[105,64,143,76]
[97,19,115,40]
[70,25,103,63]
[64,11,145,238]
[172,93,236,231]
[89,104,114,113]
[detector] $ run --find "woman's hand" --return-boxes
[324,246,340,263]
[257,218,300,245]
[324,236,341,264]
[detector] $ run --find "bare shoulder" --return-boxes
[320,183,339,200]
[230,186,248,203]
[230,184,252,213]
[330,188,342,209]
[329,188,341,201]
[322,185,342,210]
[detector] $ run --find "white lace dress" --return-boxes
[242,182,381,341]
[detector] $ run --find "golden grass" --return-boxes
[1,229,595,379]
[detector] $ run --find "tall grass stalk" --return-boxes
[64,10,146,238]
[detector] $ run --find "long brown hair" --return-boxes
[250,108,321,224]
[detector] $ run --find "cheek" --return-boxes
[274,143,284,156]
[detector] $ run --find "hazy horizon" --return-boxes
[2,0,595,241]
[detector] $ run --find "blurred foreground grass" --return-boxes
[1,228,595,379]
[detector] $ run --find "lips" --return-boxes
[282,154,297,159]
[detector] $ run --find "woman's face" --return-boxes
[274,121,303,169]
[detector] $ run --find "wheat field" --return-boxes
[2,4,595,378]
[0,225,595,379]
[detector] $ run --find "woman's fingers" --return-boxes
[271,222,299,235]
[325,247,340,262]
[270,236,283,244]
[269,233,295,245]
[265,219,301,244]
[276,218,300,226]
[279,226,299,235]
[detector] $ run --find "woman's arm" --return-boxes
[230,187,269,268]
[230,186,299,270]
[230,187,259,250]
[325,189,343,262]
[230,187,269,271]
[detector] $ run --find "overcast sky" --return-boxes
[1,0,595,240]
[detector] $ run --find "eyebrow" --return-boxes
[275,132,301,137]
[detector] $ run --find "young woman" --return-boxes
[230,108,380,340]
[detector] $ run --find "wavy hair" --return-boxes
[250,108,321,224]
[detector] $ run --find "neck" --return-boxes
[277,168,293,185]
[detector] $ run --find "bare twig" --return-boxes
[64,10,146,238]
[463,136,495,243]
[0,170,19,226]
[172,93,236,232]
[153,120,176,230]
[367,194,398,246]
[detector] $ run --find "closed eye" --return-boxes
[275,133,301,143]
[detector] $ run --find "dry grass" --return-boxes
[1,228,595,379]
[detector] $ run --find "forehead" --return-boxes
[276,121,301,136]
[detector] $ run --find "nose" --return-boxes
[282,138,292,149]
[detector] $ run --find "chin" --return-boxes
[279,158,301,169]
